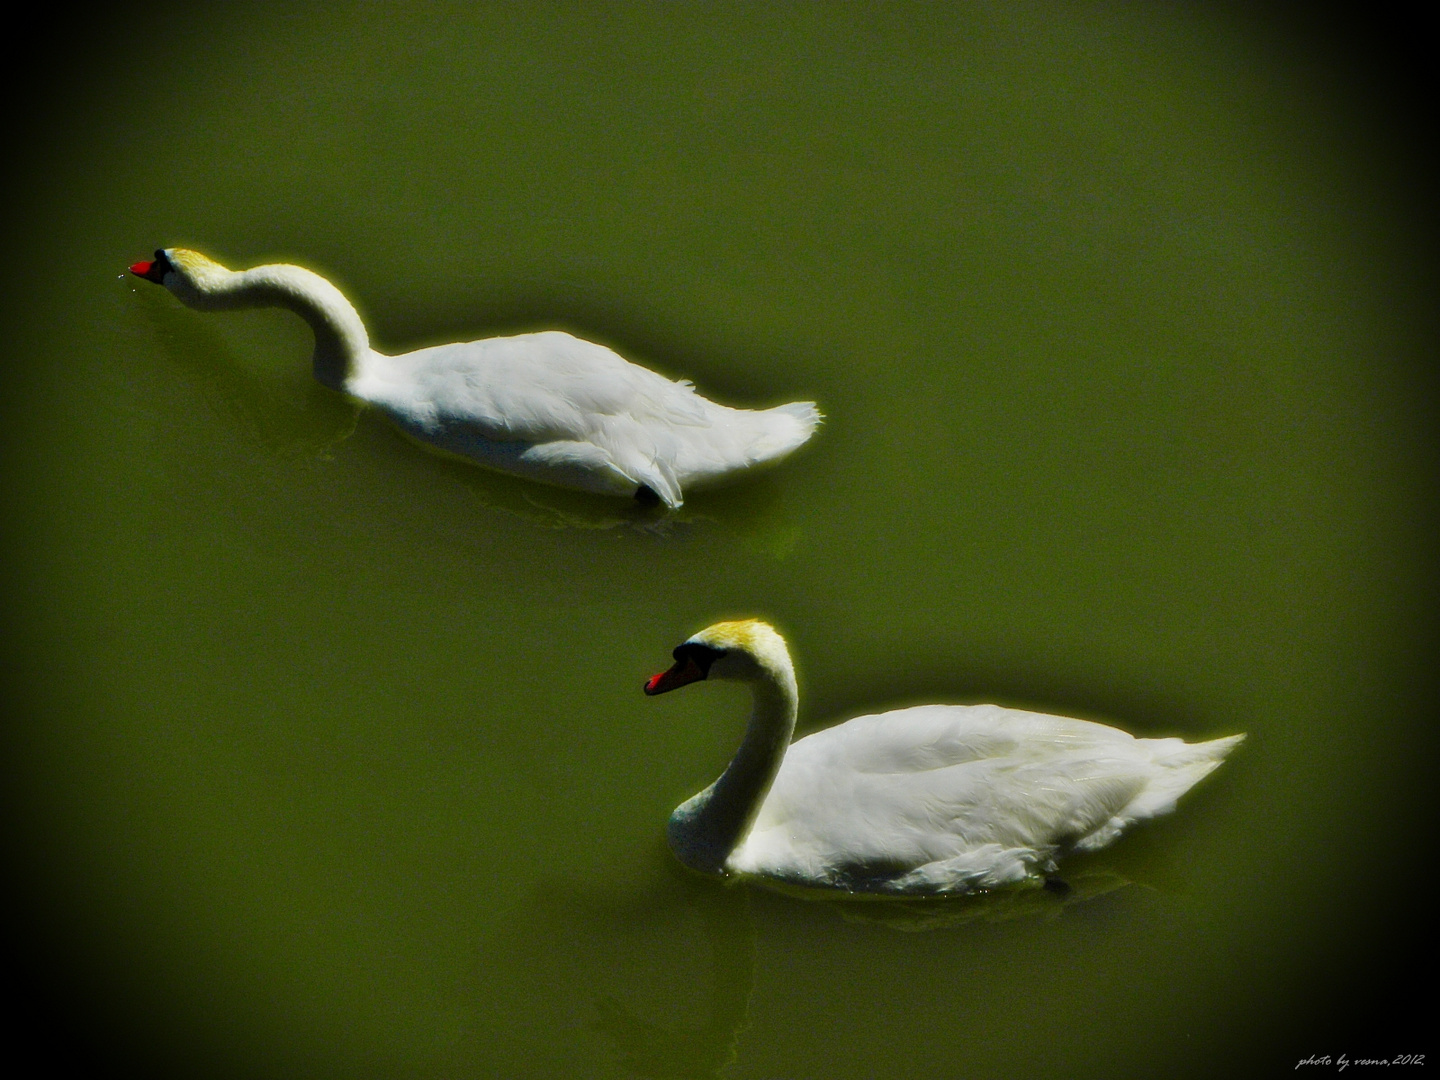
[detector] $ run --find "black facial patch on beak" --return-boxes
[644,642,727,695]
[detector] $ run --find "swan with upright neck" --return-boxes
[645,620,1244,895]
[129,248,820,508]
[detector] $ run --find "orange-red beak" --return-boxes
[130,252,171,284]
[644,654,706,695]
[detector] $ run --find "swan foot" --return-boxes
[634,484,662,508]
[1043,876,1072,897]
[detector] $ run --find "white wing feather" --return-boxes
[729,704,1241,890]
[349,331,818,507]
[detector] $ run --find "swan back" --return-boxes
[728,703,1243,892]
[351,336,818,507]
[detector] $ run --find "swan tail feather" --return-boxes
[744,401,822,464]
[1070,733,1243,853]
[1110,732,1245,832]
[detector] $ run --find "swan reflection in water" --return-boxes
[591,881,757,1080]
[457,861,1133,1080]
[588,869,1135,1079]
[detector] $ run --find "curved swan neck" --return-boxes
[668,661,798,877]
[167,257,371,390]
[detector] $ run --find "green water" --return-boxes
[4,5,1434,1077]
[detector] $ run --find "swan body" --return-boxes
[129,248,820,507]
[645,620,1244,895]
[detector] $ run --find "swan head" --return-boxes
[644,619,793,695]
[129,248,234,307]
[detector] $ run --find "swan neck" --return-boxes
[669,665,798,876]
[174,263,371,389]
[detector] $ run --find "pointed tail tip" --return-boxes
[1156,731,1246,772]
[1196,732,1247,763]
[776,400,823,439]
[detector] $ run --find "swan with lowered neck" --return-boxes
[129,248,820,508]
[645,620,1244,895]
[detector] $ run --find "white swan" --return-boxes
[129,248,820,507]
[645,620,1244,895]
